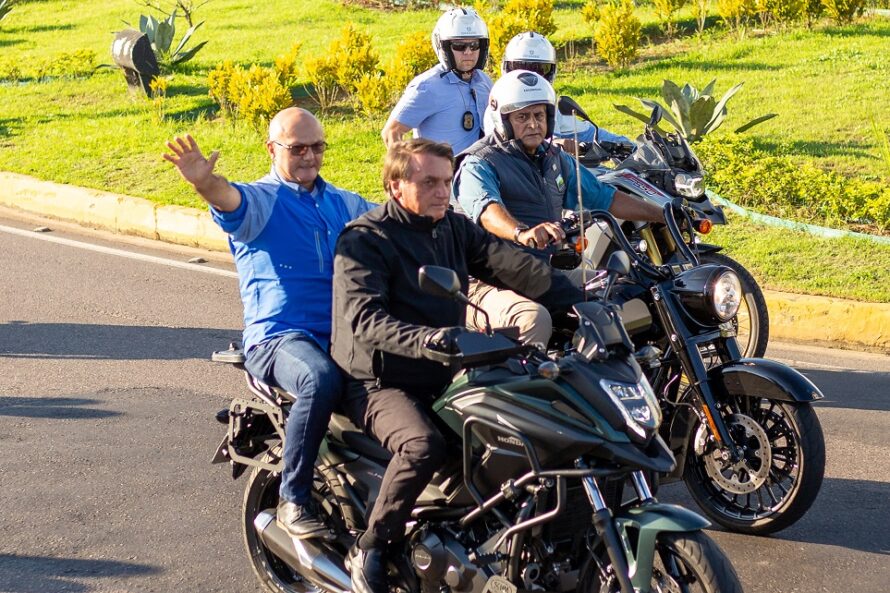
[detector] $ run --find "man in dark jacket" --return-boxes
[331,139,583,593]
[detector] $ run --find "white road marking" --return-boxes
[0,223,238,279]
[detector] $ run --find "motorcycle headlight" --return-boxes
[674,265,743,326]
[674,172,704,198]
[599,377,662,442]
[709,269,742,322]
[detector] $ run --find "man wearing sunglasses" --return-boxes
[382,7,492,154]
[163,107,374,541]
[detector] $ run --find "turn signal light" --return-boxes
[574,238,588,252]
[694,219,713,234]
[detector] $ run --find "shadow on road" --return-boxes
[774,476,890,555]
[0,321,241,361]
[0,553,160,593]
[663,475,890,555]
[797,368,890,412]
[0,396,121,420]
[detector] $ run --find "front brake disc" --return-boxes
[698,414,772,494]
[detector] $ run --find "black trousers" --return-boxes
[342,381,447,544]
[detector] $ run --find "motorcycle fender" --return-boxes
[615,503,711,590]
[709,358,825,403]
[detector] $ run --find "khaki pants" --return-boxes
[467,270,592,347]
[467,280,552,347]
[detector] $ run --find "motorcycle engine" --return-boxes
[411,529,485,593]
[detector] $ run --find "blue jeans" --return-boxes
[244,332,343,504]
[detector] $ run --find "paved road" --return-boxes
[1,212,888,593]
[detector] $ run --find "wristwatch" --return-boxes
[513,224,530,244]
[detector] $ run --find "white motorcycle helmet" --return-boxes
[502,31,557,83]
[431,8,489,73]
[488,70,556,140]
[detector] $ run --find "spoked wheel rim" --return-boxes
[688,400,802,522]
[731,294,757,357]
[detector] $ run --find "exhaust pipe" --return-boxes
[254,510,352,593]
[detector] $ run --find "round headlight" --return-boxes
[711,270,742,321]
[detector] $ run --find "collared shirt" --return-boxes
[211,168,375,352]
[386,64,493,154]
[453,142,615,224]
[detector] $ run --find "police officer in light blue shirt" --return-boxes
[382,7,492,155]
[163,107,374,542]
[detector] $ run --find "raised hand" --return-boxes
[163,134,219,189]
[162,134,241,211]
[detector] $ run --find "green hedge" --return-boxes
[696,135,890,232]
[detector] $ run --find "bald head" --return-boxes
[268,107,323,142]
[266,107,326,190]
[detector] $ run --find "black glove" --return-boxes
[423,326,467,356]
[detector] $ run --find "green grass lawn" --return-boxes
[712,215,890,302]
[1,1,889,301]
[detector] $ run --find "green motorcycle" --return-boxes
[212,246,744,593]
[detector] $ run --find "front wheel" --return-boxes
[699,252,769,358]
[582,531,743,593]
[684,400,825,535]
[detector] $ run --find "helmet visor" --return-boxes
[506,60,554,79]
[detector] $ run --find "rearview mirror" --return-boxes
[418,266,461,300]
[557,95,592,122]
[606,251,632,277]
[648,104,663,128]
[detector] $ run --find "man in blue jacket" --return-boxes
[163,107,374,540]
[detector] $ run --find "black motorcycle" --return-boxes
[550,204,825,535]
[211,247,743,593]
[558,97,769,359]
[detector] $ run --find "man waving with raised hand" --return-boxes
[163,107,374,541]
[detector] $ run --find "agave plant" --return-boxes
[136,9,207,72]
[0,0,13,26]
[614,79,777,143]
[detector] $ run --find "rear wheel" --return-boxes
[243,449,346,593]
[582,531,743,593]
[699,252,768,358]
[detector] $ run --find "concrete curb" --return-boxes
[2,171,888,354]
[0,172,230,252]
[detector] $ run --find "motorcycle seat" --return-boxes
[328,412,392,463]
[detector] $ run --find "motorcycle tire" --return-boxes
[581,530,743,593]
[242,448,346,593]
[698,252,769,358]
[683,400,825,535]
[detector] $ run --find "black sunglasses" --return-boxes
[450,41,481,53]
[507,61,554,77]
[271,140,327,157]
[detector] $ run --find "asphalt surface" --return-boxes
[1,212,888,593]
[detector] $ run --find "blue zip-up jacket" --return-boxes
[211,168,375,352]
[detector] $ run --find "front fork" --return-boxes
[581,469,711,593]
[580,470,655,593]
[651,287,742,463]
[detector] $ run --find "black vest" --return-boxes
[458,136,568,228]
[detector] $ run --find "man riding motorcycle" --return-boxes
[330,138,583,593]
[453,71,663,345]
